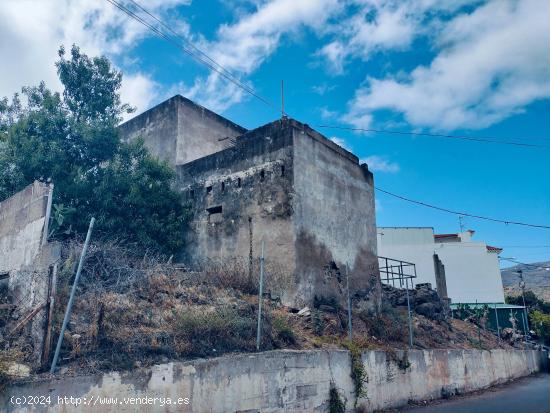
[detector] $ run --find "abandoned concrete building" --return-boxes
[120,95,381,308]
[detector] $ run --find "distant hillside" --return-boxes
[501,261,550,302]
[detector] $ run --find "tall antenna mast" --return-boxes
[281,79,285,119]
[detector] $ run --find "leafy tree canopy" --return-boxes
[0,45,188,254]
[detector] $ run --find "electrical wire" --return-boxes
[316,125,550,149]
[375,187,550,229]
[105,0,276,109]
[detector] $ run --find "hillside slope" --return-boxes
[501,261,550,301]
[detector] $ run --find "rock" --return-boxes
[297,307,311,317]
[7,362,31,378]
[416,302,443,320]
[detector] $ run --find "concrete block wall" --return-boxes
[0,181,50,275]
[2,349,546,412]
[0,181,59,366]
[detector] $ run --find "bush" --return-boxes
[531,310,550,344]
[328,384,346,413]
[272,316,296,346]
[359,302,407,343]
[174,307,258,357]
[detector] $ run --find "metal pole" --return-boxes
[521,311,528,343]
[346,264,352,341]
[256,241,265,351]
[405,277,413,347]
[50,217,95,374]
[519,277,530,338]
[494,304,500,344]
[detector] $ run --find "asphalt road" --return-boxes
[402,374,550,413]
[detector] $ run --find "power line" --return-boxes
[375,187,550,229]
[110,0,550,151]
[316,125,550,149]
[500,258,550,270]
[105,0,276,109]
[500,245,550,248]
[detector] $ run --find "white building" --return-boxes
[377,227,505,304]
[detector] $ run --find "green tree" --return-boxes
[0,45,188,254]
[531,311,550,345]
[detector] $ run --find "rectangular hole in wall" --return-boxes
[189,189,194,198]
[221,182,225,192]
[237,178,241,187]
[206,185,212,194]
[260,170,265,181]
[206,205,222,214]
[206,205,223,223]
[281,165,285,177]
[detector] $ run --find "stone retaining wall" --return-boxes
[2,349,547,412]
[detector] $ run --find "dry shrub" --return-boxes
[359,302,408,343]
[198,258,259,295]
[173,306,259,357]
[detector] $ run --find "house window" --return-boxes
[189,189,194,198]
[260,170,265,181]
[207,205,222,214]
[237,178,241,187]
[221,181,225,192]
[281,165,285,177]
[206,185,213,194]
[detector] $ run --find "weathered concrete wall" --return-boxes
[119,95,246,167]
[292,124,380,308]
[177,120,296,301]
[0,181,50,275]
[0,181,59,366]
[176,118,380,307]
[2,349,546,412]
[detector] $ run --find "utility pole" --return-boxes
[346,264,352,341]
[50,217,95,374]
[517,270,530,341]
[256,241,265,351]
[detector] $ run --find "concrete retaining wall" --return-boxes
[2,349,546,412]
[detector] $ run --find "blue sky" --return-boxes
[1,0,549,265]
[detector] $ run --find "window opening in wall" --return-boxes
[237,177,242,187]
[206,185,212,194]
[0,272,9,281]
[189,189,194,198]
[221,181,225,192]
[281,165,285,177]
[260,170,265,181]
[206,205,223,214]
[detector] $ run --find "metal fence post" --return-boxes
[346,264,352,341]
[256,241,265,351]
[50,217,95,374]
[405,277,413,348]
[494,304,500,344]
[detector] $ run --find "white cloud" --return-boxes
[330,137,352,151]
[312,83,337,95]
[0,0,189,114]
[343,0,550,130]
[317,0,477,74]
[360,155,400,173]
[119,73,160,120]
[185,0,341,111]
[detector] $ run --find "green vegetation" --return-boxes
[0,45,188,254]
[272,316,296,346]
[507,290,550,344]
[530,310,550,345]
[343,340,368,406]
[328,383,346,413]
